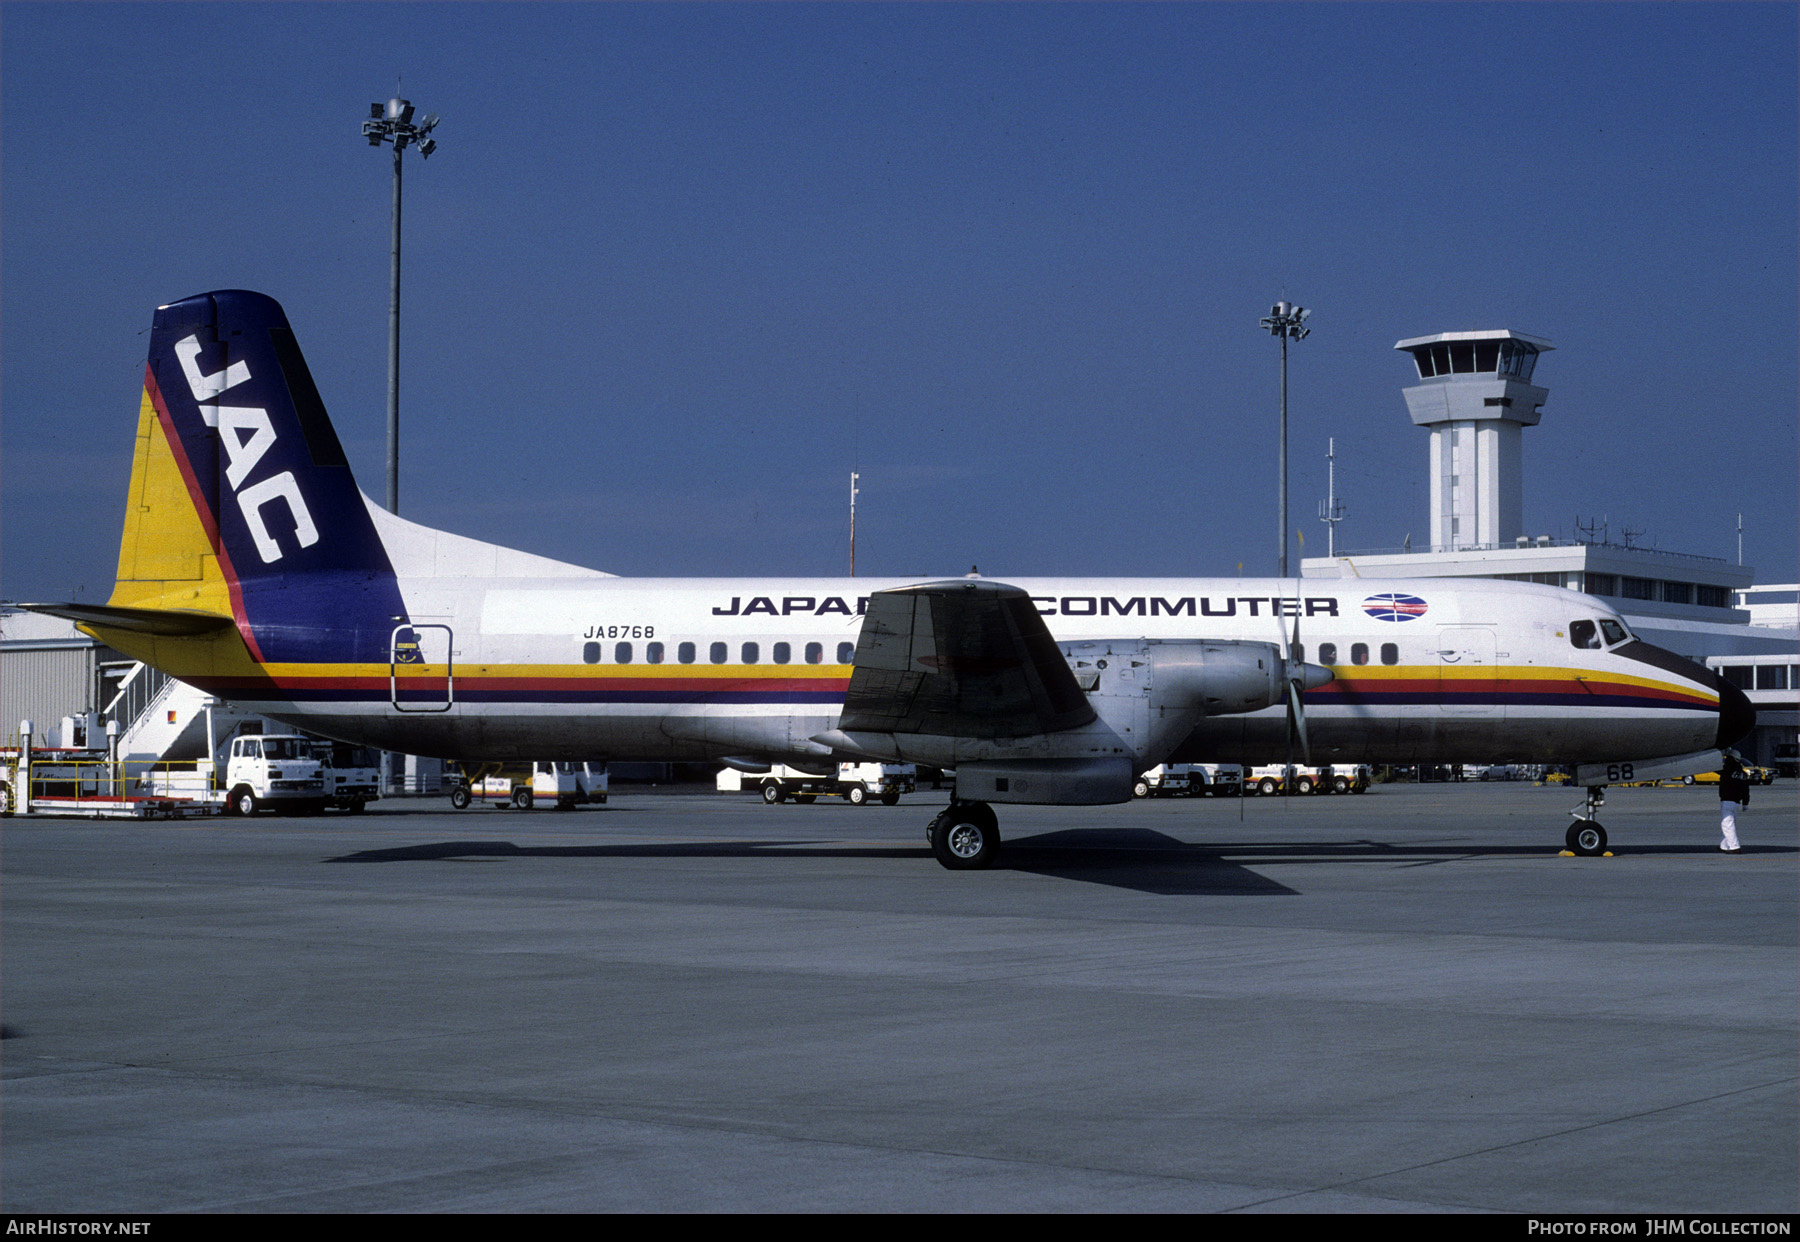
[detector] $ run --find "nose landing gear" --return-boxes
[1565,786,1610,856]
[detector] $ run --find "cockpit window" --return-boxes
[1569,620,1602,650]
[1598,619,1630,646]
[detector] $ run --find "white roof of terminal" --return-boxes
[1394,330,1555,351]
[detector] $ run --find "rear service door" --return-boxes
[391,624,454,712]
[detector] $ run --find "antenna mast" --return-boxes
[1318,437,1347,558]
[849,471,859,577]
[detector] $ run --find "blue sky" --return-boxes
[3,2,1795,600]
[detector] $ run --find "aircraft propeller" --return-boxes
[1276,588,1335,784]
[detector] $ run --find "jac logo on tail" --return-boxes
[175,336,319,563]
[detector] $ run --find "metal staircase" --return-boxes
[105,663,257,763]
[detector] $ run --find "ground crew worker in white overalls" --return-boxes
[1717,758,1749,853]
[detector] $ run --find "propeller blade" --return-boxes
[1282,592,1311,769]
[1287,678,1311,764]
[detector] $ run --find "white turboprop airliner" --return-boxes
[26,291,1754,868]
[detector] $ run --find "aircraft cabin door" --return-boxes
[391,624,454,713]
[1436,626,1501,716]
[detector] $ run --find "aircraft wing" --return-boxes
[838,580,1096,739]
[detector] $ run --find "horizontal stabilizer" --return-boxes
[19,601,234,636]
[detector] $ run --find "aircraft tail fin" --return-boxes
[110,290,406,663]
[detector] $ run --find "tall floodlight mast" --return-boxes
[1259,301,1311,576]
[361,96,440,514]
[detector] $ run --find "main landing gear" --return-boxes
[1565,786,1609,856]
[927,800,1000,870]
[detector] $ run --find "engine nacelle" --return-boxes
[1064,639,1316,718]
[1142,640,1290,716]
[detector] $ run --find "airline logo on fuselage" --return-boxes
[1362,593,1429,622]
[174,335,318,564]
[711,594,1343,618]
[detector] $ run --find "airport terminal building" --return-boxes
[1302,329,1796,766]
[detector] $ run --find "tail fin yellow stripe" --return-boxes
[108,381,233,620]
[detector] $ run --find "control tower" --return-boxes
[1393,330,1553,551]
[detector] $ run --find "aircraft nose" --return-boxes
[1716,675,1756,751]
[1615,639,1756,753]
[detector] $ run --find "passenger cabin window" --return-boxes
[837,642,855,664]
[773,642,791,664]
[805,642,823,664]
[647,642,664,664]
[1569,620,1602,649]
[710,642,727,664]
[615,642,632,664]
[1381,643,1398,665]
[741,642,759,664]
[1351,643,1369,666]
[1598,620,1629,646]
[678,642,696,664]
[582,642,601,664]
[1319,642,1338,665]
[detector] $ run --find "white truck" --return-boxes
[718,762,915,806]
[1133,764,1244,797]
[312,741,381,813]
[448,761,608,810]
[222,734,327,815]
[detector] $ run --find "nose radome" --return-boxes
[1716,676,1756,751]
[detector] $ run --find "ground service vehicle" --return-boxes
[26,290,1756,867]
[449,761,608,809]
[223,734,325,815]
[719,762,914,805]
[1133,763,1243,797]
[1247,764,1312,795]
[313,741,380,812]
[1243,764,1368,795]
[1683,765,1774,786]
[1133,765,1191,797]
